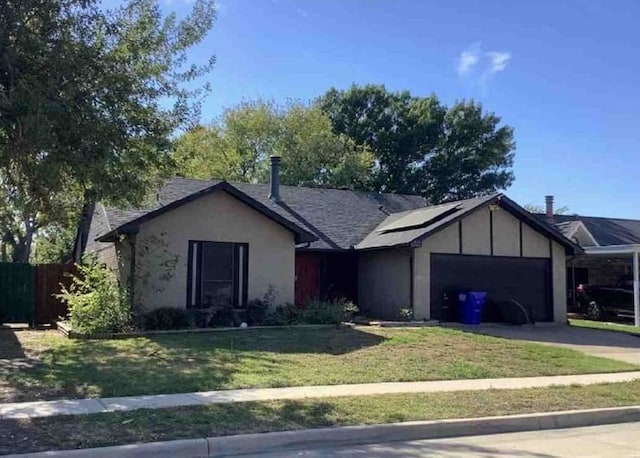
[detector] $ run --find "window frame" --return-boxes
[186,240,249,308]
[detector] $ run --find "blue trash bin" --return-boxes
[458,290,487,325]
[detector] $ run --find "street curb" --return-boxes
[208,405,640,456]
[3,438,209,458]
[6,405,640,457]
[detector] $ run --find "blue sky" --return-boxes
[153,1,639,217]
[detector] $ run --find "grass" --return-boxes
[0,326,637,403]
[3,380,640,455]
[570,319,640,336]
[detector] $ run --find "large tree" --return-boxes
[0,0,216,262]
[318,84,515,203]
[174,100,375,189]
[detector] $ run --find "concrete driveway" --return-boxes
[449,324,640,365]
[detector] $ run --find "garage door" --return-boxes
[430,253,553,322]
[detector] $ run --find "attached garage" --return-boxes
[430,254,552,322]
[356,194,582,323]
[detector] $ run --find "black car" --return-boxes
[577,275,636,320]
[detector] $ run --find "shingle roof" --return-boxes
[540,214,640,246]
[357,194,583,253]
[97,177,427,250]
[356,195,496,250]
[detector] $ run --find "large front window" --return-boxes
[187,241,248,308]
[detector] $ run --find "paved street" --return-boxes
[258,423,640,457]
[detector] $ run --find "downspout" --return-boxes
[409,250,415,313]
[567,254,578,311]
[633,250,639,328]
[128,234,137,311]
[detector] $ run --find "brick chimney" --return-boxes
[545,195,554,219]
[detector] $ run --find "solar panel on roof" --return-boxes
[376,203,460,233]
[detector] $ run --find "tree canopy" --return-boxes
[0,0,216,261]
[318,84,516,203]
[174,100,375,189]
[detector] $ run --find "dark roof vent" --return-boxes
[269,156,281,202]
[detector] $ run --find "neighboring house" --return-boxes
[75,157,581,323]
[536,196,640,320]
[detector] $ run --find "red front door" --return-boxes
[295,252,321,306]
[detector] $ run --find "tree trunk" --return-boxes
[12,229,34,263]
[11,215,36,263]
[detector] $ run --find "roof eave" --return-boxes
[583,244,640,255]
[97,181,318,245]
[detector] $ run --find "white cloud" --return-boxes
[486,51,511,74]
[455,44,511,93]
[456,43,481,77]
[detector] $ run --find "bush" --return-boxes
[397,307,414,321]
[209,306,235,327]
[263,298,359,326]
[264,303,301,326]
[143,307,190,330]
[342,300,359,321]
[246,286,277,326]
[246,299,269,325]
[58,256,131,334]
[301,299,351,324]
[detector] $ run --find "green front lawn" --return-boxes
[570,319,640,336]
[4,381,640,455]
[0,326,636,403]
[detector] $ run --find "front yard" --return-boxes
[1,326,636,403]
[3,381,640,455]
[570,318,640,336]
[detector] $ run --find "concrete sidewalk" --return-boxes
[2,371,640,420]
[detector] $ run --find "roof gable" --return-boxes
[97,181,317,244]
[356,194,583,253]
[540,214,640,247]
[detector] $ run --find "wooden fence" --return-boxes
[0,263,77,326]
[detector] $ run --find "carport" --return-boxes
[580,244,640,326]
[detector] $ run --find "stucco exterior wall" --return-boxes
[357,248,412,319]
[411,206,567,322]
[461,208,491,255]
[552,240,567,323]
[493,207,520,256]
[522,223,550,258]
[126,191,295,311]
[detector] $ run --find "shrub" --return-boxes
[209,306,235,327]
[300,299,351,324]
[342,300,359,321]
[58,256,131,334]
[143,307,190,330]
[397,307,414,321]
[264,303,301,326]
[263,298,359,326]
[246,286,277,326]
[246,299,269,325]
